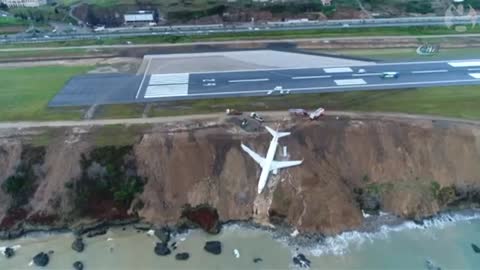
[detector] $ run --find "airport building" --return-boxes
[124,10,156,25]
[1,0,46,7]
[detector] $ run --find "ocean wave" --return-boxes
[306,210,480,256]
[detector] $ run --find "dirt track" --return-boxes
[0,111,479,130]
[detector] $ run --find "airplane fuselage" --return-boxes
[257,135,279,193]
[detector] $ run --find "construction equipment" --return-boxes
[250,112,264,122]
[289,108,325,120]
[226,108,242,115]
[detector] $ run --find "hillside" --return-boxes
[1,113,480,237]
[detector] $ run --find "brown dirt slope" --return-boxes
[0,115,480,236]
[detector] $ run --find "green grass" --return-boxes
[92,124,148,146]
[147,85,480,120]
[3,25,480,49]
[0,66,91,121]
[328,47,480,61]
[95,104,145,119]
[0,48,98,60]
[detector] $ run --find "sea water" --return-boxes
[1,211,480,270]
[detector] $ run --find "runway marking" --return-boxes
[150,73,190,85]
[449,61,480,67]
[468,68,480,71]
[334,79,366,86]
[469,73,480,79]
[229,78,270,83]
[411,69,448,74]
[352,73,382,77]
[291,75,332,80]
[324,67,353,73]
[179,78,480,98]
[144,84,188,98]
[136,57,152,99]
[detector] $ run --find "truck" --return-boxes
[226,108,242,115]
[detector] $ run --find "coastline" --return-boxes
[3,207,480,251]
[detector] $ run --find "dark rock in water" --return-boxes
[48,250,54,255]
[172,246,177,250]
[413,219,425,226]
[182,205,221,234]
[33,252,50,267]
[253,257,263,263]
[86,228,107,238]
[4,247,15,258]
[122,227,126,231]
[72,238,85,253]
[425,259,442,270]
[134,223,152,231]
[204,241,222,255]
[472,243,480,253]
[154,242,171,256]
[171,241,177,248]
[292,253,311,268]
[175,252,190,260]
[154,227,171,243]
[73,261,84,270]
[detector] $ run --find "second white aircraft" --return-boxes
[241,126,303,194]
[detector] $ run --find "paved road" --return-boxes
[2,15,479,45]
[49,59,480,107]
[2,33,480,52]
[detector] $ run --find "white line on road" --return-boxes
[334,79,367,86]
[352,73,383,77]
[291,75,332,80]
[177,78,480,98]
[229,78,270,83]
[136,57,152,99]
[449,61,480,67]
[411,69,448,74]
[324,67,353,73]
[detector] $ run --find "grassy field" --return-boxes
[2,64,480,122]
[0,48,117,60]
[0,66,91,121]
[3,25,480,49]
[326,47,480,61]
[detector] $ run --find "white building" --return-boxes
[124,10,155,24]
[1,0,47,7]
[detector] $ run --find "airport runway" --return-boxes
[49,59,480,107]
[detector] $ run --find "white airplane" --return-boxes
[241,126,303,194]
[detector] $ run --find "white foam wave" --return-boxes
[308,211,480,256]
[0,244,21,255]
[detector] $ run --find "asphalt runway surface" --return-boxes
[49,59,480,107]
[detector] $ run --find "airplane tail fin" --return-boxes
[265,126,290,138]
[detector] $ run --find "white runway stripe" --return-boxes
[469,73,480,79]
[334,79,367,86]
[145,85,188,98]
[229,78,270,83]
[292,75,332,80]
[449,61,480,67]
[324,67,353,73]
[149,73,190,85]
[352,73,382,77]
[411,70,448,74]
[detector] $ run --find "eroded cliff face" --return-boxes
[1,116,480,236]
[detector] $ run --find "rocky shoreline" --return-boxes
[2,207,480,249]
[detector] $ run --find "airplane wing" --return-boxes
[241,144,265,167]
[270,160,303,171]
